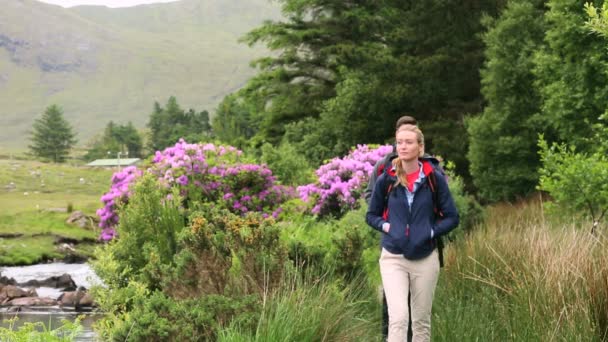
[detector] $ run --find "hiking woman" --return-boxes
[366,125,459,342]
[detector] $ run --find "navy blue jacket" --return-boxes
[366,161,459,260]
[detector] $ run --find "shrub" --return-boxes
[538,137,608,233]
[297,144,392,218]
[92,180,290,340]
[260,141,315,186]
[96,139,294,241]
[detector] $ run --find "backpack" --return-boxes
[377,155,447,267]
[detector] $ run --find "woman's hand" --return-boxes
[382,222,390,233]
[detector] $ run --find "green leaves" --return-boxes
[538,136,608,232]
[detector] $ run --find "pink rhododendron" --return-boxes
[97,139,294,241]
[297,144,392,217]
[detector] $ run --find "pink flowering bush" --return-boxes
[97,139,294,241]
[298,144,392,218]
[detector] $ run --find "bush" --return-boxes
[92,181,290,340]
[297,144,391,218]
[538,137,608,232]
[96,139,294,240]
[260,141,315,186]
[95,289,259,342]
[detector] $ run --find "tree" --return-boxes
[84,121,143,161]
[217,0,504,174]
[467,0,546,202]
[147,97,213,152]
[28,104,77,163]
[533,0,608,151]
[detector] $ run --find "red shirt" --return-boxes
[406,167,420,192]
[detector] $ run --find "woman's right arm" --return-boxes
[366,174,389,233]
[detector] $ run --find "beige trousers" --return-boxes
[380,248,440,342]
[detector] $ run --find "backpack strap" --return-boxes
[381,165,397,220]
[427,169,445,268]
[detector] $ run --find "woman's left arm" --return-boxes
[433,171,459,237]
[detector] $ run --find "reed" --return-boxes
[434,197,608,341]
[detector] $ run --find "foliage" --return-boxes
[84,121,143,161]
[443,162,484,235]
[218,272,380,342]
[260,140,315,186]
[0,316,83,342]
[586,1,608,36]
[467,0,546,202]
[212,94,258,151]
[92,180,289,340]
[96,139,294,241]
[28,105,77,163]
[147,97,213,153]
[94,286,259,342]
[538,137,608,232]
[433,200,608,341]
[533,0,608,151]
[216,0,503,171]
[297,144,392,218]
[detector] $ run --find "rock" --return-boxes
[58,288,95,308]
[0,275,17,286]
[78,292,95,306]
[57,243,76,253]
[65,210,96,229]
[19,273,76,289]
[0,285,29,299]
[8,297,56,306]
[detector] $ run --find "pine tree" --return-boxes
[28,105,77,163]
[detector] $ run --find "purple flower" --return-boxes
[97,139,295,240]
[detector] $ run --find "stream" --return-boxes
[0,262,104,341]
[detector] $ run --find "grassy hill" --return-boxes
[0,0,279,150]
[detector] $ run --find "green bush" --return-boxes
[445,162,484,236]
[95,289,259,342]
[260,141,315,186]
[92,179,289,340]
[538,137,608,232]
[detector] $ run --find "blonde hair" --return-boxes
[392,125,425,188]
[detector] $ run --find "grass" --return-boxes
[0,158,114,265]
[218,271,382,342]
[0,316,83,342]
[432,197,608,341]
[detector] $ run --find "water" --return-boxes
[0,262,104,341]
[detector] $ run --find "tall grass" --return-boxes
[433,197,608,341]
[218,270,382,342]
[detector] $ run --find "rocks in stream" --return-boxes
[0,273,96,310]
[19,273,77,289]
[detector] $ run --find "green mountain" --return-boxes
[0,0,279,150]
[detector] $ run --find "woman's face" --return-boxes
[396,130,422,162]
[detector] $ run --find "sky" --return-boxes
[36,0,181,8]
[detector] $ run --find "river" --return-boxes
[0,262,103,341]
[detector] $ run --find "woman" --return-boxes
[366,125,459,342]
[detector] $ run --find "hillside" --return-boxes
[0,0,279,150]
